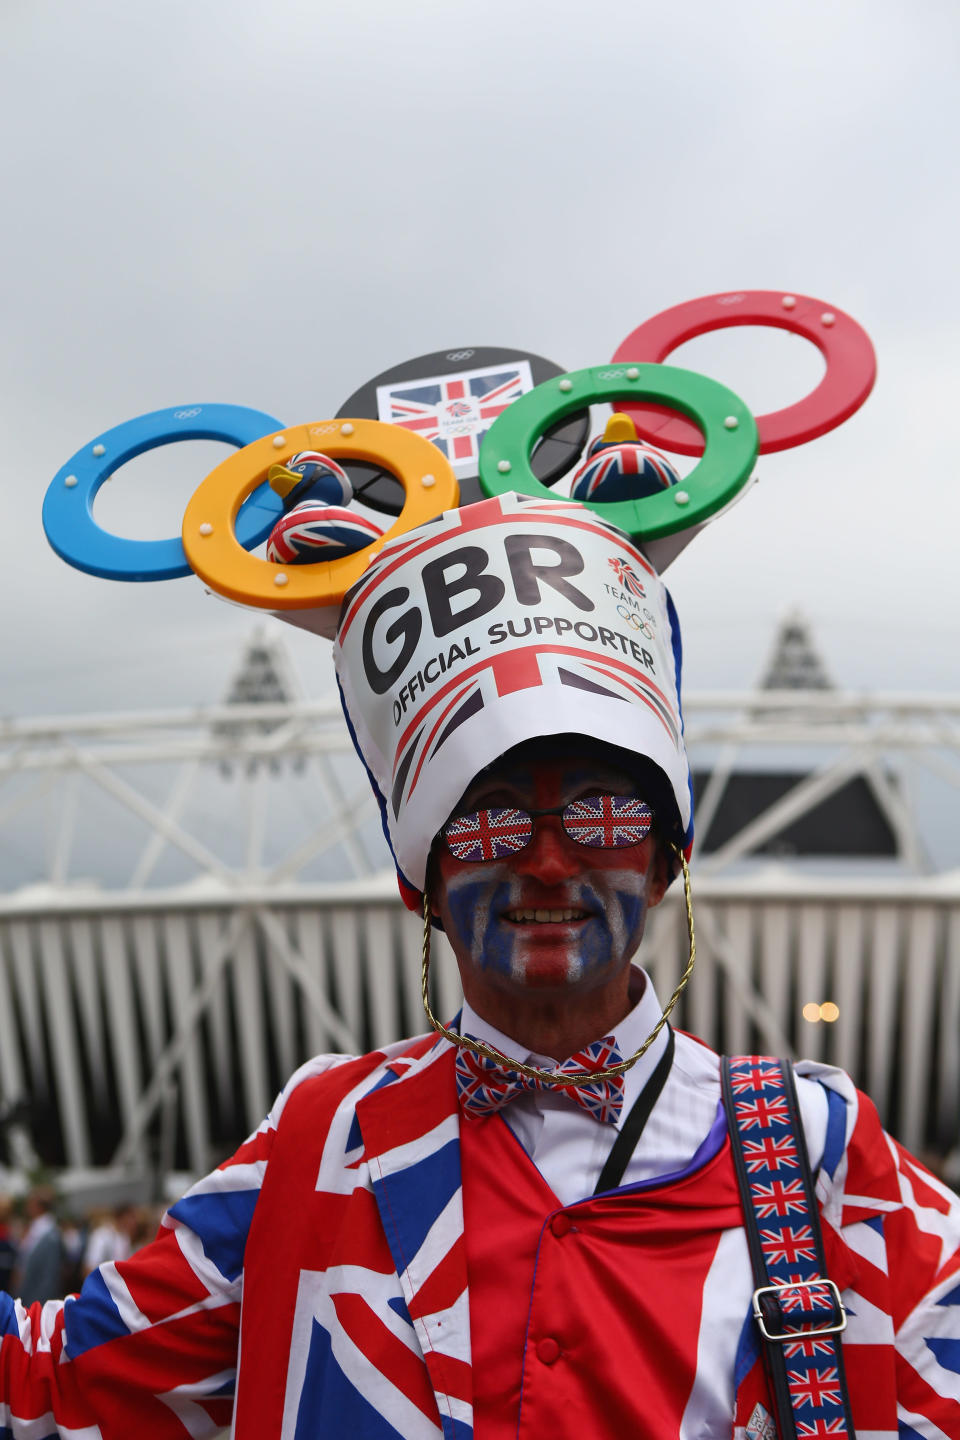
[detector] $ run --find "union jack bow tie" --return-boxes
[455,1035,625,1125]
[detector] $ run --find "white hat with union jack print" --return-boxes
[334,493,693,908]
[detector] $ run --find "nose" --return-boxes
[512,816,581,883]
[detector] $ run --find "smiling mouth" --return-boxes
[504,908,590,924]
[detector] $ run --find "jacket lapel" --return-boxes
[357,1038,473,1437]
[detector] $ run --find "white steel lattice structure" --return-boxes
[0,681,958,1188]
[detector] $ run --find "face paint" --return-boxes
[432,744,667,1009]
[572,870,651,978]
[438,861,655,989]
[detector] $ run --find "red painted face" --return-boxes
[431,750,669,1003]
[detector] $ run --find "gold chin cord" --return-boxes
[420,845,696,1086]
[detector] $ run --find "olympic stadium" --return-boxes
[1,618,957,1206]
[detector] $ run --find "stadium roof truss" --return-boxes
[1,688,958,902]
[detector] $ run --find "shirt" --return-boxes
[461,965,828,1206]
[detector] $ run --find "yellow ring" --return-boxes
[182,419,460,609]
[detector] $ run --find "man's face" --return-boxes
[431,748,669,1005]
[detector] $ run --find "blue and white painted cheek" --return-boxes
[573,867,651,977]
[441,865,653,984]
[442,872,517,978]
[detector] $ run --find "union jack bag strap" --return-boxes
[721,1056,856,1440]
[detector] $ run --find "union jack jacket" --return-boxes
[0,1031,957,1438]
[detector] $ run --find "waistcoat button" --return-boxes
[550,1213,572,1237]
[536,1337,561,1364]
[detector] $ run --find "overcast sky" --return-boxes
[3,0,958,720]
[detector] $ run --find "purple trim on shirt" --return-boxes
[588,1096,727,1201]
[494,1093,728,1206]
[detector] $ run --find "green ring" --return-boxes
[478,363,758,540]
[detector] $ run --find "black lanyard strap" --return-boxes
[594,1028,675,1195]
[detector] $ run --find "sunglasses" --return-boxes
[442,793,654,863]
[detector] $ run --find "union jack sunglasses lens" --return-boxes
[444,807,533,861]
[443,794,653,860]
[563,795,653,848]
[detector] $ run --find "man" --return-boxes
[12,1186,63,1308]
[0,497,957,1438]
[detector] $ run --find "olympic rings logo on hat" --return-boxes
[616,604,654,637]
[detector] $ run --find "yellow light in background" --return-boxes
[801,1001,841,1023]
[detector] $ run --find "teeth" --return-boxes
[507,908,586,923]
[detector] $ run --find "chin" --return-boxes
[507,946,619,990]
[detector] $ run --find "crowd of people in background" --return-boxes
[0,1188,159,1304]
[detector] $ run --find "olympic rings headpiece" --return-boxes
[42,289,875,634]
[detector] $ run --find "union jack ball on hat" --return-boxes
[267,450,354,510]
[266,504,385,565]
[570,437,682,505]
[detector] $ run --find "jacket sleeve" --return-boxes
[0,1115,275,1437]
[883,1135,960,1433]
[811,1069,960,1434]
[0,1052,358,1439]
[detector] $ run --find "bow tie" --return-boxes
[455,1035,625,1126]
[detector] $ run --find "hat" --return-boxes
[334,492,693,908]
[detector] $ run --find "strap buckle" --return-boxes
[752,1279,847,1343]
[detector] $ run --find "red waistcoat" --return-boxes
[461,1110,744,1439]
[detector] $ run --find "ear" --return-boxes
[645,841,672,909]
[425,847,443,922]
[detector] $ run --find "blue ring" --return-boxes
[42,404,286,581]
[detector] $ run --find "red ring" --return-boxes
[611,289,876,455]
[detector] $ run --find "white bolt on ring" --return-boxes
[64,475,78,488]
[274,572,289,586]
[626,367,640,380]
[340,422,355,435]
[821,312,836,327]
[272,435,286,448]
[724,415,739,429]
[498,459,511,473]
[558,378,573,392]
[674,490,690,506]
[781,295,797,309]
[421,473,436,488]
[199,522,214,536]
[92,443,106,457]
